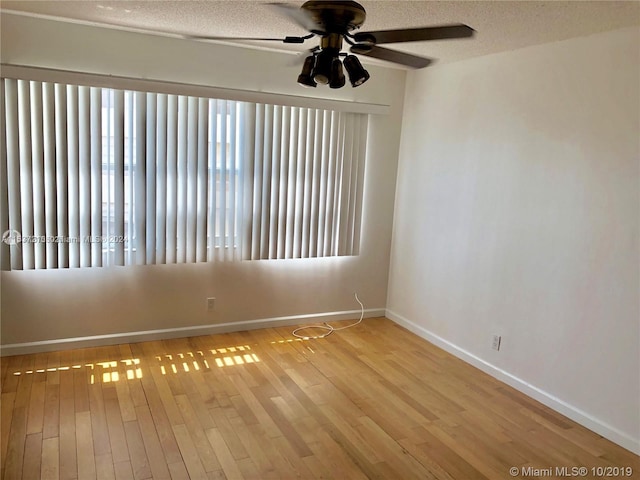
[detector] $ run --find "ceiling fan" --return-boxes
[189,0,475,89]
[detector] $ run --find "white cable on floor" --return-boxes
[291,293,364,340]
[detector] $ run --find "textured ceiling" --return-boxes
[2,1,639,68]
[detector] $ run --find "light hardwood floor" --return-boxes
[1,317,638,479]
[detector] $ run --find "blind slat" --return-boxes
[30,81,46,269]
[338,114,355,256]
[155,94,168,264]
[4,79,22,270]
[113,90,125,266]
[196,98,208,262]
[18,80,35,269]
[284,107,298,259]
[240,102,255,261]
[323,111,338,257]
[308,109,323,258]
[228,102,238,261]
[276,106,290,260]
[186,96,198,263]
[250,104,263,260]
[345,114,360,254]
[219,101,228,261]
[207,99,218,261]
[78,86,92,267]
[54,84,69,268]
[300,108,315,258]
[0,81,9,270]
[125,92,135,265]
[333,112,347,256]
[165,94,178,263]
[269,105,281,260]
[67,85,80,267]
[146,93,157,265]
[316,110,331,257]
[352,115,368,256]
[103,90,112,267]
[292,107,306,259]
[42,82,57,268]
[176,95,188,263]
[134,92,146,265]
[90,87,102,267]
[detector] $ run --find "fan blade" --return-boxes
[351,45,433,69]
[353,24,474,45]
[268,3,323,34]
[187,35,310,44]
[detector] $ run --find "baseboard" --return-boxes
[0,308,385,357]
[385,309,640,456]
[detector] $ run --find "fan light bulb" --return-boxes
[297,56,317,88]
[312,50,335,85]
[343,55,370,88]
[329,58,346,89]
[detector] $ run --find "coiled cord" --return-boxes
[291,293,364,340]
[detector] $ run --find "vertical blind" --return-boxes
[0,78,368,270]
[243,104,367,260]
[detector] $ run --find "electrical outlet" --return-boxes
[491,335,501,351]
[207,297,216,312]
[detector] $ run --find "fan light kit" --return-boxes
[189,0,475,89]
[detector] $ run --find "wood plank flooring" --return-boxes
[1,317,638,479]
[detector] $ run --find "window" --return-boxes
[0,77,368,270]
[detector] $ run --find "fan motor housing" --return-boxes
[301,0,366,34]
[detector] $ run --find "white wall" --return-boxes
[0,13,406,348]
[388,26,639,453]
